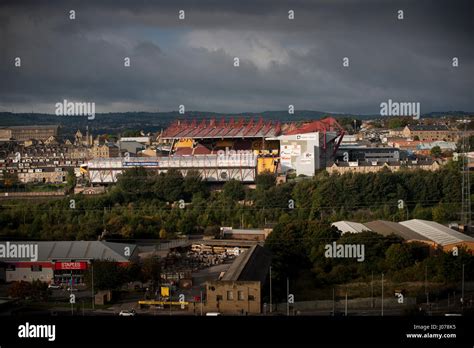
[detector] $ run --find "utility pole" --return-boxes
[345,291,348,316]
[269,266,273,313]
[200,291,203,316]
[286,278,290,316]
[381,273,384,317]
[70,275,74,316]
[461,264,465,309]
[425,265,429,306]
[461,119,472,227]
[91,262,95,310]
[332,287,335,316]
[371,272,374,309]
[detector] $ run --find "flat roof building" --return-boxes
[1,241,138,284]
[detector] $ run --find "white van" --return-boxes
[205,312,222,316]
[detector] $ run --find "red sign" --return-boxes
[54,262,88,270]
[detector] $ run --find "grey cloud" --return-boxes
[0,0,472,114]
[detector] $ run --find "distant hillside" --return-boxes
[0,110,472,138]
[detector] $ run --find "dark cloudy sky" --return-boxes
[0,0,473,114]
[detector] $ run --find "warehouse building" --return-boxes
[331,221,372,235]
[220,227,272,241]
[364,220,430,243]
[1,241,138,284]
[336,219,474,253]
[399,219,474,253]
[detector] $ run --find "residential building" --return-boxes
[91,143,120,158]
[326,159,441,174]
[402,125,454,141]
[7,125,60,142]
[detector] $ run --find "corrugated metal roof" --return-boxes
[364,220,427,241]
[7,241,136,262]
[331,221,372,234]
[399,219,474,246]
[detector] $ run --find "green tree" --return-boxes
[66,168,76,192]
[222,179,245,201]
[430,146,442,158]
[141,256,161,290]
[255,172,276,191]
[84,260,126,290]
[432,203,449,222]
[385,244,414,272]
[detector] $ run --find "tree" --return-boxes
[141,256,161,290]
[115,167,150,199]
[66,168,76,192]
[432,203,449,223]
[3,171,19,188]
[8,280,49,301]
[84,260,126,290]
[204,225,221,238]
[161,169,184,202]
[255,172,276,191]
[222,179,245,201]
[430,146,442,158]
[385,244,414,272]
[183,170,208,200]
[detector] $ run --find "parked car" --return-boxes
[119,310,136,316]
[48,284,61,289]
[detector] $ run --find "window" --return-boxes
[216,295,223,301]
[248,295,255,301]
[227,291,234,300]
[238,291,244,301]
[31,265,42,272]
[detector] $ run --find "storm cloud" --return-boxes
[0,0,473,114]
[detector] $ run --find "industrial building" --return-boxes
[0,241,138,284]
[399,219,474,252]
[332,219,474,253]
[335,145,405,163]
[331,221,372,234]
[220,227,272,241]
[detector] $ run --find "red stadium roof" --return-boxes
[162,118,281,139]
[161,117,344,139]
[284,117,344,135]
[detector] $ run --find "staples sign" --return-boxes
[54,262,87,270]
